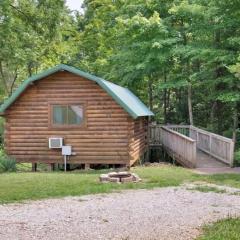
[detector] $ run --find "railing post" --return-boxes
[192,141,197,168]
[196,129,199,143]
[209,134,212,154]
[229,140,235,167]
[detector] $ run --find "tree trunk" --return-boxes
[148,77,153,111]
[166,89,170,112]
[232,103,239,144]
[187,83,193,125]
[0,61,10,95]
[28,62,33,77]
[163,70,167,124]
[210,101,217,131]
[9,70,18,96]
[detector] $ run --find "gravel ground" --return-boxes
[1,186,240,240]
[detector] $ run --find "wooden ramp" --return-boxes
[196,150,227,168]
[149,125,234,169]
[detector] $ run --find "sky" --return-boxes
[66,0,84,12]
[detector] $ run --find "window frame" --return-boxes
[48,102,86,129]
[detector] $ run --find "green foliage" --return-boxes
[234,150,240,166]
[76,0,240,135]
[0,0,239,146]
[0,0,79,98]
[197,218,240,240]
[0,149,16,172]
[202,173,240,189]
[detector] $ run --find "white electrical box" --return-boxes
[49,137,63,149]
[62,145,72,156]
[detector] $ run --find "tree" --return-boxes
[229,56,240,144]
[0,0,76,99]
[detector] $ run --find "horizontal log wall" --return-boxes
[129,117,148,166]
[4,71,139,165]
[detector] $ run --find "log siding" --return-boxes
[129,117,148,165]
[4,71,148,166]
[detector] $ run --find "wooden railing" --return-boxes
[149,124,235,168]
[149,125,196,168]
[165,125,190,137]
[189,126,234,166]
[149,125,162,145]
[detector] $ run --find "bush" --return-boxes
[234,150,240,167]
[0,149,16,172]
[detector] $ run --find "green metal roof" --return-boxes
[0,64,154,119]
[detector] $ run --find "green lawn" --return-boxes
[188,185,227,194]
[197,218,240,240]
[0,165,240,203]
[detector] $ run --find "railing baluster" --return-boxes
[149,124,234,167]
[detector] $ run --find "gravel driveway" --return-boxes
[0,186,240,240]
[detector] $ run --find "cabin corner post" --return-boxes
[127,116,134,167]
[145,116,151,163]
[145,118,149,163]
[3,116,9,155]
[127,117,131,167]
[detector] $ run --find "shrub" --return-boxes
[0,149,16,172]
[234,150,240,167]
[234,149,240,166]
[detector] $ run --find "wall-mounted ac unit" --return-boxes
[49,137,63,149]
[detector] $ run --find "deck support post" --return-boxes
[32,163,37,172]
[50,163,55,171]
[84,163,90,170]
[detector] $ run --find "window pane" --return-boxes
[68,105,83,125]
[53,106,68,124]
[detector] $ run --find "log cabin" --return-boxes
[0,64,153,169]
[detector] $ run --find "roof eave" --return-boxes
[0,65,65,114]
[96,80,139,119]
[0,64,154,118]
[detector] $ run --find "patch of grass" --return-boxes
[0,165,196,203]
[133,165,197,187]
[189,185,226,194]
[201,174,240,189]
[0,165,240,204]
[197,218,240,240]
[16,163,32,172]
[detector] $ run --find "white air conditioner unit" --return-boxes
[49,137,63,149]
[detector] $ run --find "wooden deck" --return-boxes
[149,125,235,169]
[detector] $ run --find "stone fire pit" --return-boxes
[99,171,141,183]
